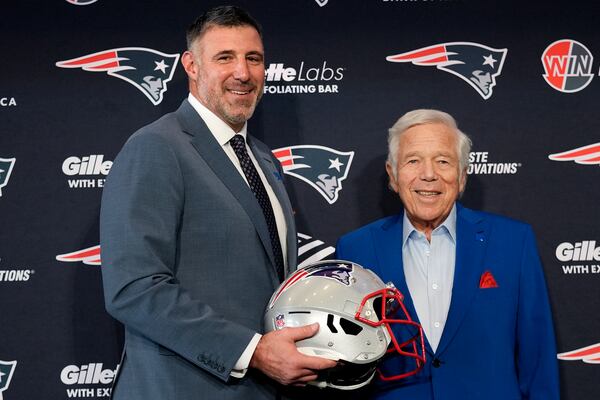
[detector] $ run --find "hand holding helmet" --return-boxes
[264,260,426,390]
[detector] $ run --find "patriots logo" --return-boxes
[387,42,508,100]
[303,261,354,285]
[0,360,17,395]
[548,143,600,165]
[557,342,600,364]
[273,145,354,204]
[56,245,101,266]
[0,158,16,197]
[269,261,354,309]
[56,47,179,105]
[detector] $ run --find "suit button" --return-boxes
[432,358,442,368]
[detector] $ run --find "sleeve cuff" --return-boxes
[230,333,262,378]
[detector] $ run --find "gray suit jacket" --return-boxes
[100,99,297,400]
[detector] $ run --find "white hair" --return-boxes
[387,109,472,185]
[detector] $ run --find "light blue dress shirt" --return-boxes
[402,204,457,353]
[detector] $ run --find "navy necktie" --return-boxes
[229,134,284,281]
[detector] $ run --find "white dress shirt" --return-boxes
[402,204,457,353]
[187,93,288,377]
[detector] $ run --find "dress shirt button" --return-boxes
[434,322,441,328]
[432,358,442,368]
[432,283,439,290]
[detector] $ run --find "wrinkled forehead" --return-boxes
[399,122,459,153]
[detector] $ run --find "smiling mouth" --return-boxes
[414,190,441,197]
[228,88,254,96]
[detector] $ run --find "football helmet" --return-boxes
[264,260,425,390]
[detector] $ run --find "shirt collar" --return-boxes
[187,93,248,145]
[402,203,457,247]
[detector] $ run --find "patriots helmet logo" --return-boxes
[0,360,17,394]
[387,42,508,100]
[273,145,354,204]
[303,261,354,286]
[0,158,16,197]
[268,261,354,309]
[56,47,180,105]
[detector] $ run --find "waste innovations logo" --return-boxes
[60,363,119,398]
[315,0,329,6]
[264,61,345,95]
[56,48,179,105]
[0,360,17,400]
[387,42,507,99]
[0,97,16,107]
[56,246,101,266]
[542,39,594,93]
[548,143,600,166]
[66,0,99,4]
[273,145,354,204]
[555,240,600,275]
[558,343,600,364]
[0,256,34,283]
[62,155,113,189]
[297,233,335,268]
[0,158,15,197]
[467,151,521,175]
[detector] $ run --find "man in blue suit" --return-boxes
[336,109,559,399]
[100,6,335,400]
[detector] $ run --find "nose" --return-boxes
[233,59,250,81]
[420,160,437,181]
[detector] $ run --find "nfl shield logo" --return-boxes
[275,314,286,329]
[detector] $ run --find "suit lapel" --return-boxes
[371,214,435,354]
[175,100,279,283]
[436,204,488,355]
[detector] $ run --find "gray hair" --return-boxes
[387,109,472,181]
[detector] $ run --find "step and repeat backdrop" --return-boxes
[1,1,599,399]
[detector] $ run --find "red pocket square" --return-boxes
[479,271,498,289]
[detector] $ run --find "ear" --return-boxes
[385,161,399,193]
[181,51,198,80]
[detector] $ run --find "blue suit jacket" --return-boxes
[101,100,297,400]
[336,204,559,400]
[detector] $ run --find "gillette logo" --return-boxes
[62,155,113,189]
[60,363,118,385]
[62,155,112,176]
[556,241,600,275]
[556,241,600,262]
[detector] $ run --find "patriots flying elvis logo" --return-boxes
[269,262,354,309]
[273,145,354,204]
[387,42,507,100]
[0,158,16,197]
[0,360,17,398]
[56,47,179,105]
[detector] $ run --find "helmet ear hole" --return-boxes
[339,318,363,336]
[327,314,339,333]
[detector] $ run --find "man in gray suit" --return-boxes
[100,6,336,400]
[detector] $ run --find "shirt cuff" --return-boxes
[230,333,262,378]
